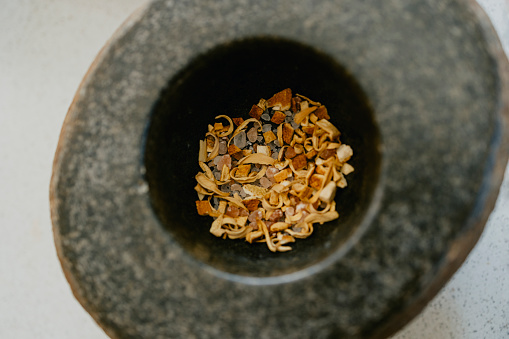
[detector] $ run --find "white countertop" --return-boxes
[0,1,507,338]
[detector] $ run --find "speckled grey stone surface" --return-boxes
[50,0,509,338]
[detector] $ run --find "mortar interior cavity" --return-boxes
[144,37,381,278]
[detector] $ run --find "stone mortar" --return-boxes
[50,0,509,338]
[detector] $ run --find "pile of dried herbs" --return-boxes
[195,88,354,252]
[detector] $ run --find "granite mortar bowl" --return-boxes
[50,0,509,338]
[145,37,382,278]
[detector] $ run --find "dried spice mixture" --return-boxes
[195,88,354,252]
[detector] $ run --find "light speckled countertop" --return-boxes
[0,0,507,338]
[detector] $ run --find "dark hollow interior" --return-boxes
[144,37,381,278]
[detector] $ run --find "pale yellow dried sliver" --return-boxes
[221,216,238,226]
[303,138,314,152]
[282,192,291,206]
[274,159,290,171]
[296,93,321,106]
[332,165,343,182]
[300,115,311,127]
[319,133,329,146]
[286,211,304,223]
[295,129,307,139]
[257,219,277,252]
[205,132,220,161]
[327,142,341,149]
[225,226,253,239]
[293,106,317,124]
[316,119,340,139]
[276,244,293,252]
[246,230,264,243]
[199,161,214,180]
[228,118,262,147]
[285,223,314,238]
[304,211,339,224]
[277,145,287,162]
[220,164,230,181]
[312,135,328,152]
[217,200,227,213]
[230,165,267,183]
[309,200,334,214]
[196,172,229,196]
[291,134,304,146]
[199,140,207,162]
[304,162,316,187]
[195,183,213,197]
[215,115,235,137]
[270,182,289,194]
[270,222,291,232]
[273,232,295,250]
[210,216,226,237]
[219,193,248,210]
[262,195,284,211]
[238,153,276,166]
[257,98,267,111]
[213,176,231,186]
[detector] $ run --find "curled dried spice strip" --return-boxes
[215,115,235,137]
[194,89,355,252]
[204,132,219,161]
[238,153,276,166]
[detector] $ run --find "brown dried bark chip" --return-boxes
[305,149,317,159]
[302,126,315,135]
[236,164,251,177]
[315,105,330,120]
[319,148,336,160]
[271,111,286,124]
[291,96,302,113]
[267,88,292,111]
[285,146,297,159]
[228,144,242,155]
[232,152,244,161]
[263,130,277,144]
[292,154,307,170]
[282,123,294,145]
[232,117,244,126]
[309,174,323,190]
[242,199,261,211]
[196,200,212,216]
[249,105,264,120]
